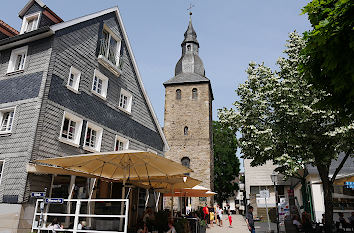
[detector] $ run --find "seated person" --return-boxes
[349,212,354,226]
[293,215,303,230]
[137,222,148,233]
[166,221,176,233]
[338,213,351,228]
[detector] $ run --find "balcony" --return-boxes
[98,39,122,77]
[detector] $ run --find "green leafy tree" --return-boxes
[301,0,354,114]
[219,32,353,232]
[213,121,240,205]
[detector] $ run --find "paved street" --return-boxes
[207,215,249,233]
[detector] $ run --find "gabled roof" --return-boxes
[0,20,19,37]
[51,7,169,151]
[19,0,63,23]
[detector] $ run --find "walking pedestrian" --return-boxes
[246,206,255,233]
[210,207,215,227]
[203,203,209,224]
[227,210,232,228]
[217,205,223,227]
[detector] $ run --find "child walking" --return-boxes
[227,210,232,227]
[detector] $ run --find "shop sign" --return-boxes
[31,192,46,198]
[260,190,270,198]
[45,198,64,204]
[345,182,354,189]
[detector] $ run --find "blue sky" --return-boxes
[3,0,311,124]
[2,1,311,170]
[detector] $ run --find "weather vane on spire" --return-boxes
[187,3,195,17]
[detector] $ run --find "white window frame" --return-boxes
[20,12,41,34]
[114,135,129,151]
[66,66,81,93]
[7,46,28,73]
[119,88,133,113]
[91,69,109,99]
[83,122,103,152]
[58,111,83,147]
[0,107,16,135]
[102,25,122,66]
[0,160,4,187]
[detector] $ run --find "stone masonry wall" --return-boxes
[163,82,213,208]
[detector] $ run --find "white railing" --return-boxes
[31,199,129,233]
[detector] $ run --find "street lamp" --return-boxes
[271,171,279,233]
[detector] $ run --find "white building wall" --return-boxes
[244,159,277,199]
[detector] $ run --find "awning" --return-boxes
[27,163,98,178]
[163,185,216,197]
[35,150,192,181]
[131,175,201,191]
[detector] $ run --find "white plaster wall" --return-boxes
[310,183,325,223]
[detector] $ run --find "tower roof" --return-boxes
[163,14,213,99]
[182,16,199,46]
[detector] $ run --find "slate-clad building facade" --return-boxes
[0,1,167,231]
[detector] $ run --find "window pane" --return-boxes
[68,121,76,140]
[7,112,14,131]
[108,37,117,64]
[85,128,91,146]
[26,19,34,32]
[61,118,70,139]
[15,54,24,71]
[69,73,75,87]
[0,161,3,174]
[176,89,181,100]
[97,79,102,94]
[86,127,97,148]
[1,112,9,131]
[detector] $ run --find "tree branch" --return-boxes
[331,149,353,183]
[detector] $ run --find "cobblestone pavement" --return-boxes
[206,214,249,233]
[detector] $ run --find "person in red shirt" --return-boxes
[203,204,210,222]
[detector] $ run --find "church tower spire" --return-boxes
[173,13,206,77]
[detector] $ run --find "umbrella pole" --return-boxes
[171,185,174,219]
[120,168,127,232]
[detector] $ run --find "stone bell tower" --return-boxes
[163,14,214,209]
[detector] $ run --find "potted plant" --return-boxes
[199,220,207,233]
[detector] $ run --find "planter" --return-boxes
[199,225,206,233]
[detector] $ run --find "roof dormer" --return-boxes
[19,0,63,34]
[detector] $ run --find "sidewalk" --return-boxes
[207,214,249,233]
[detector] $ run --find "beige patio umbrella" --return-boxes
[35,150,192,181]
[130,175,202,212]
[36,150,193,229]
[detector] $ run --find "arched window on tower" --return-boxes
[187,44,191,51]
[176,89,181,100]
[181,157,190,168]
[192,88,198,99]
[184,126,188,135]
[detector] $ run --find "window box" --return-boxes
[20,12,41,34]
[83,122,103,152]
[119,88,133,114]
[91,69,109,100]
[98,25,122,77]
[0,107,16,135]
[114,135,129,151]
[7,46,28,73]
[59,112,83,146]
[66,66,81,93]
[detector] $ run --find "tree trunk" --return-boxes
[317,165,334,233]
